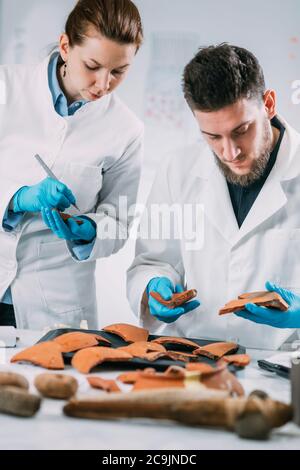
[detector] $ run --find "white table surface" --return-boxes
[0,329,299,450]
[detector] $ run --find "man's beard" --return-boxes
[214,120,273,187]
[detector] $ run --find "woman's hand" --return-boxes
[13,177,76,213]
[41,208,96,242]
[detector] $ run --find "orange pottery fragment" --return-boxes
[72,347,132,374]
[11,342,64,370]
[117,368,156,384]
[201,362,244,396]
[53,331,111,353]
[186,363,215,373]
[87,376,121,392]
[221,354,251,367]
[151,336,200,351]
[132,366,186,391]
[118,341,166,358]
[102,323,149,343]
[219,291,289,315]
[193,342,238,360]
[150,289,197,308]
[142,351,191,363]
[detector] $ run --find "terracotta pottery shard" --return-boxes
[117,368,156,385]
[186,363,215,373]
[53,331,111,353]
[238,291,268,300]
[151,336,200,351]
[132,366,187,391]
[219,291,289,315]
[150,289,197,308]
[202,362,245,397]
[102,323,149,343]
[118,341,166,358]
[142,351,191,363]
[222,354,251,367]
[11,342,64,370]
[87,376,121,393]
[193,342,238,360]
[72,347,132,374]
[133,375,184,391]
[57,211,83,226]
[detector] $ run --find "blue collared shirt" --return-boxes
[48,52,88,116]
[1,53,95,304]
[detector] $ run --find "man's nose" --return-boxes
[222,139,241,162]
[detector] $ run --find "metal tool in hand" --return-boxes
[34,153,80,212]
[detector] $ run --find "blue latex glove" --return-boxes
[147,276,200,323]
[13,177,76,213]
[41,207,96,242]
[235,281,300,328]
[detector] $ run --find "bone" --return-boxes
[0,386,41,417]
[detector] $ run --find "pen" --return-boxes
[34,154,80,212]
[257,359,290,379]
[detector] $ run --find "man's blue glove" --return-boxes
[147,276,200,324]
[13,177,76,213]
[235,281,300,328]
[41,207,96,242]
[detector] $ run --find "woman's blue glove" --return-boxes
[147,276,200,324]
[235,281,300,328]
[41,207,96,242]
[13,177,76,213]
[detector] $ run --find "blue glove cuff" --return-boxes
[13,187,28,213]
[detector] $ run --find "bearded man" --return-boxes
[127,44,300,349]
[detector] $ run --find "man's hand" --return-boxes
[235,281,300,328]
[147,276,200,323]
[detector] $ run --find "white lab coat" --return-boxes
[127,116,300,350]
[0,54,143,330]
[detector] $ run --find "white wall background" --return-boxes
[0,0,299,327]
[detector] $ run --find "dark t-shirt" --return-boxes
[227,116,285,228]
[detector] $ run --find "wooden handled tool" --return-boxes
[64,388,292,440]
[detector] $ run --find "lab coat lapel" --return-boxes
[200,164,239,244]
[234,178,287,244]
[232,118,300,245]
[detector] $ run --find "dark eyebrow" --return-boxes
[201,120,251,137]
[89,58,129,69]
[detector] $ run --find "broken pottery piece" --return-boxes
[11,342,64,370]
[102,323,149,343]
[53,331,111,353]
[219,291,289,315]
[193,342,238,360]
[185,363,215,373]
[118,341,166,358]
[150,289,197,308]
[117,369,156,385]
[201,362,245,397]
[151,336,200,351]
[72,347,132,374]
[87,376,121,393]
[222,354,251,367]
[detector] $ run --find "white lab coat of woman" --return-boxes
[0,53,143,329]
[127,116,300,350]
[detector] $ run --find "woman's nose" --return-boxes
[94,70,111,93]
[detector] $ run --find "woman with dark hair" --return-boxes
[0,0,144,329]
